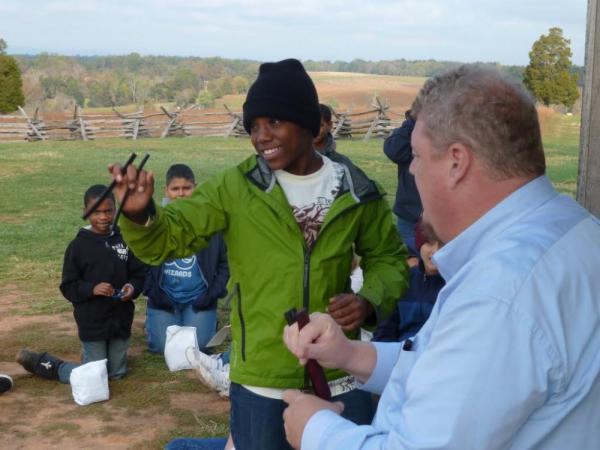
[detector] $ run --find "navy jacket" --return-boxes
[144,233,229,312]
[383,117,422,222]
[373,264,445,342]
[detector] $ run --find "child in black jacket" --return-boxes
[16,185,146,383]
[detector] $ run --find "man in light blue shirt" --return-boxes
[282,65,600,449]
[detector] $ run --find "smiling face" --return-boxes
[165,176,195,200]
[250,117,319,175]
[86,197,115,235]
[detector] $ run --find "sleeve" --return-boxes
[301,297,561,450]
[194,234,230,310]
[119,173,229,266]
[59,241,94,304]
[372,307,400,342]
[126,250,147,300]
[382,118,415,165]
[209,234,229,301]
[355,198,409,322]
[142,265,154,296]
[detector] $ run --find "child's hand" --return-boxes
[108,162,154,225]
[93,282,115,297]
[120,283,135,301]
[327,294,373,332]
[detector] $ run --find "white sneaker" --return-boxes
[210,365,231,398]
[185,346,224,371]
[185,347,230,397]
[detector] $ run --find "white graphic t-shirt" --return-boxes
[274,155,345,247]
[244,156,348,400]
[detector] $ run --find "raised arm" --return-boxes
[383,117,416,165]
[114,170,229,267]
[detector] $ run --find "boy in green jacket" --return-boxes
[110,59,408,450]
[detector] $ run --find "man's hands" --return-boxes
[284,311,378,385]
[108,162,155,225]
[284,312,353,369]
[328,293,373,332]
[282,390,344,450]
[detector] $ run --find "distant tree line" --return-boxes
[4,49,584,111]
[15,53,258,109]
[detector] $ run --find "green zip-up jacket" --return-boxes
[120,153,408,388]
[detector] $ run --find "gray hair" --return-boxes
[411,65,546,179]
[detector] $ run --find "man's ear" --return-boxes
[447,142,472,188]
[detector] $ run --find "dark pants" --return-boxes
[230,382,374,450]
[165,438,227,450]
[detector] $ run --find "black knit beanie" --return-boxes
[243,59,321,137]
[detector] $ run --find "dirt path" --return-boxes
[0,283,230,449]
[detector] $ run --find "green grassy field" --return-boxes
[0,112,581,447]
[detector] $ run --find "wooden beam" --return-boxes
[76,106,88,141]
[132,119,140,140]
[363,116,379,141]
[577,0,600,216]
[160,106,175,119]
[332,115,346,138]
[161,117,177,138]
[18,106,45,141]
[225,116,241,137]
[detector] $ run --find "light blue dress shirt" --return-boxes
[303,176,600,449]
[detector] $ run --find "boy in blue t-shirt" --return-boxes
[144,164,229,354]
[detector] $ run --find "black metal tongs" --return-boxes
[81,153,150,228]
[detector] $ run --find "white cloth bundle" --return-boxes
[164,325,198,371]
[70,359,110,406]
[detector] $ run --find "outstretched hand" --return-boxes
[108,162,155,224]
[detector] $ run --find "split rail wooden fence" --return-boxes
[0,98,405,143]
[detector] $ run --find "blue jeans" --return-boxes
[58,338,131,384]
[229,382,374,450]
[146,305,217,354]
[165,438,227,450]
[396,216,417,256]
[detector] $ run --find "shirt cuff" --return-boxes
[301,409,346,450]
[357,341,401,394]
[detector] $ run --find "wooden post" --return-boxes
[160,106,176,139]
[225,116,241,137]
[18,106,45,141]
[77,106,88,141]
[132,119,140,140]
[363,116,378,141]
[577,0,600,216]
[223,104,244,137]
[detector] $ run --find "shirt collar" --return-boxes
[433,175,558,281]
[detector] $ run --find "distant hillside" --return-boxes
[12,53,583,112]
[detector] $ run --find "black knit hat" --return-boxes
[243,59,321,137]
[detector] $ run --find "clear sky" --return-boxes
[0,0,588,66]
